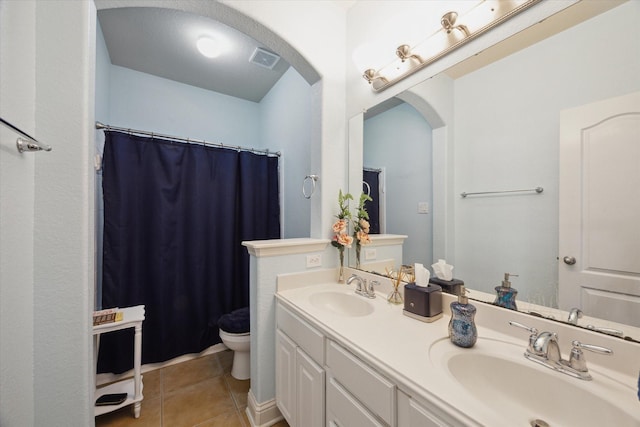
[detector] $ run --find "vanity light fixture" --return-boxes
[361,0,541,92]
[396,45,424,63]
[362,68,389,85]
[440,11,471,37]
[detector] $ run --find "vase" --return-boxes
[337,249,345,283]
[355,243,361,268]
[387,284,403,305]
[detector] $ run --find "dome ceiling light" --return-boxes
[196,36,224,58]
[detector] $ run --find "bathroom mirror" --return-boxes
[351,0,640,339]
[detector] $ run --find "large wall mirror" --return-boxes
[351,0,640,339]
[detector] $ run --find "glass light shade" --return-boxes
[197,36,223,58]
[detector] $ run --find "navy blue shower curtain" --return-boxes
[97,131,280,374]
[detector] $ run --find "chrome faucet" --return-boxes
[567,307,583,325]
[509,321,612,381]
[347,274,377,299]
[531,331,562,363]
[568,308,624,337]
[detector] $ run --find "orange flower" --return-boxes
[336,233,353,248]
[332,219,347,233]
[356,230,371,245]
[359,219,370,233]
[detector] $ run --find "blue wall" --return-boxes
[453,1,640,305]
[260,69,312,238]
[364,102,433,266]
[95,23,312,307]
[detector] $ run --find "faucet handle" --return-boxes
[571,340,613,355]
[509,321,538,335]
[568,340,613,374]
[585,324,624,337]
[509,321,540,355]
[366,280,380,298]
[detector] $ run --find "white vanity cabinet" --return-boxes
[326,376,386,427]
[326,339,395,426]
[397,390,457,427]
[275,304,325,427]
[275,297,459,427]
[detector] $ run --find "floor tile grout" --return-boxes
[95,350,250,427]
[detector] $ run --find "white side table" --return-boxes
[93,305,145,418]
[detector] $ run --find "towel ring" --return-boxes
[303,175,319,199]
[363,181,371,197]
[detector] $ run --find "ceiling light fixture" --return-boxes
[196,36,223,58]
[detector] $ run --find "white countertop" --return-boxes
[276,275,640,427]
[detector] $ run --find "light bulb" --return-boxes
[197,36,222,58]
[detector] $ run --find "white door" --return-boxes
[559,91,640,327]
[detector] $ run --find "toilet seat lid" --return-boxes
[218,307,250,333]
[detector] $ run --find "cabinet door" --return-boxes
[326,340,395,425]
[276,330,297,426]
[327,377,386,427]
[296,348,325,427]
[397,390,449,427]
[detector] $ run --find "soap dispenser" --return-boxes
[493,273,518,310]
[448,286,477,348]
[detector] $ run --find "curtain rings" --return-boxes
[302,175,319,199]
[363,181,371,197]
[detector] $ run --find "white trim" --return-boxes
[242,238,330,257]
[246,389,284,427]
[368,234,408,247]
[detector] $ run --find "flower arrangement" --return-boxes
[352,192,373,267]
[331,190,353,282]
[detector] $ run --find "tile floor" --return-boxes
[95,350,289,427]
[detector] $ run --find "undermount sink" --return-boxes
[308,291,374,317]
[429,337,639,426]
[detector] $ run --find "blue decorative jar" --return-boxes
[448,286,477,348]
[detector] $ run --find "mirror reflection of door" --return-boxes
[363,168,382,234]
[559,91,640,327]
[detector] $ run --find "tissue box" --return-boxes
[403,283,443,322]
[429,277,464,296]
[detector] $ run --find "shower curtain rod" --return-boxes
[95,122,281,157]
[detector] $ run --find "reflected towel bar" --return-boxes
[461,187,543,198]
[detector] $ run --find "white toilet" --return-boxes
[218,307,251,380]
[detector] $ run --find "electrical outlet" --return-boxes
[365,248,377,260]
[418,202,429,214]
[306,254,322,268]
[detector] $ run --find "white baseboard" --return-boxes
[246,389,284,427]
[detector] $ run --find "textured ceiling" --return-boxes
[98,7,290,103]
